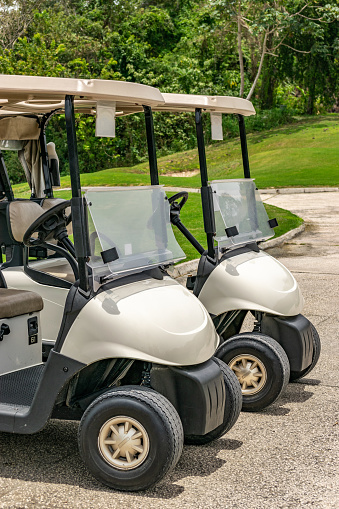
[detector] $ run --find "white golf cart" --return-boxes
[133,93,320,412]
[0,75,241,491]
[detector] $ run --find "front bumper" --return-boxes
[261,314,313,371]
[150,359,225,436]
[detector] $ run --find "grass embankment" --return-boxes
[13,114,339,196]
[17,188,301,262]
[14,113,331,261]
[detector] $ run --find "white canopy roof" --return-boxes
[118,93,256,116]
[159,93,255,116]
[0,74,164,116]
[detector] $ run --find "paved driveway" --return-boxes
[0,191,338,509]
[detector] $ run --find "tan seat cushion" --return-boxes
[0,288,43,319]
[8,201,44,243]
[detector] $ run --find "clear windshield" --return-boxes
[86,186,185,279]
[211,179,274,249]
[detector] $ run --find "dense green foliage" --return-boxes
[0,0,338,181]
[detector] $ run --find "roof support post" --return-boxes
[195,108,216,260]
[0,150,14,201]
[143,106,159,186]
[238,114,251,178]
[65,95,89,294]
[39,116,53,198]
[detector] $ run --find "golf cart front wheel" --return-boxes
[78,386,184,491]
[184,357,242,445]
[290,323,321,381]
[216,333,290,412]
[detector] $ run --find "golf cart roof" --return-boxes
[119,93,256,116]
[0,74,164,117]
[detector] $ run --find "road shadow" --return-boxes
[0,420,242,500]
[259,381,315,416]
[145,437,242,499]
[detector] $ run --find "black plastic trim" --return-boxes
[101,247,119,264]
[54,282,92,352]
[268,218,278,228]
[193,252,217,297]
[261,314,313,371]
[225,225,239,238]
[150,359,225,435]
[97,267,164,295]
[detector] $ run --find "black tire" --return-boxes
[78,386,184,491]
[215,332,290,412]
[184,357,242,445]
[290,323,321,381]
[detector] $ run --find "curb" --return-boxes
[259,187,339,194]
[168,223,305,279]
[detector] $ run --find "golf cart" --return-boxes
[0,75,241,491]
[137,93,320,412]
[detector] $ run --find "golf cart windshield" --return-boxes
[86,186,185,279]
[211,179,274,249]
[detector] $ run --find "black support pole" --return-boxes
[65,96,81,198]
[64,95,89,294]
[195,108,216,260]
[39,116,53,198]
[238,114,251,178]
[0,151,14,201]
[143,106,159,186]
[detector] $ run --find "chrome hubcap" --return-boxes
[228,354,267,395]
[98,416,149,470]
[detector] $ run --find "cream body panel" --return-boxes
[3,266,67,342]
[61,277,219,366]
[199,250,304,317]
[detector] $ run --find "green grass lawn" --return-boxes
[34,189,301,262]
[168,193,303,261]
[14,113,323,261]
[12,113,339,198]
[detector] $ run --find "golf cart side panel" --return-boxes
[199,250,304,317]
[60,281,219,366]
[3,267,68,342]
[0,350,85,434]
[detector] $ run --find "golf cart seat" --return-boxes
[0,288,43,319]
[6,200,76,284]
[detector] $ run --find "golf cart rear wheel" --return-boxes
[78,386,184,491]
[290,323,321,381]
[216,333,290,412]
[184,357,242,445]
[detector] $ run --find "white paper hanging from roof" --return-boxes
[210,112,223,140]
[95,101,116,137]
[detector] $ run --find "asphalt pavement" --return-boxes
[0,190,338,509]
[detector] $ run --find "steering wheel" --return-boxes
[168,191,189,211]
[23,200,71,247]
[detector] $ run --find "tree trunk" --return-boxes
[237,2,245,98]
[246,31,268,101]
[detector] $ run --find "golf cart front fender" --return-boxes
[199,249,304,317]
[60,278,219,366]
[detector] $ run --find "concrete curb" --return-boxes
[259,187,339,194]
[168,223,306,278]
[260,223,305,250]
[164,186,339,195]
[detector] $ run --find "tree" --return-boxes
[0,0,43,50]
[212,0,339,101]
